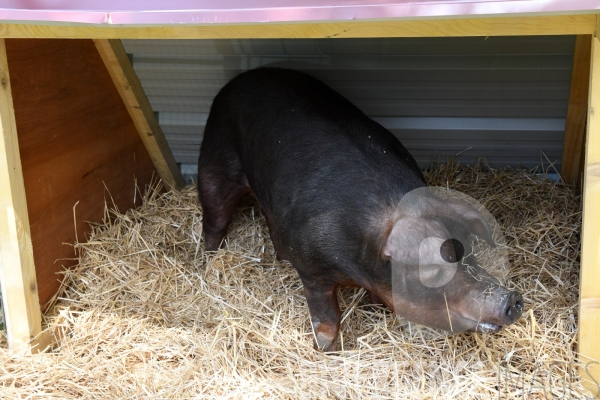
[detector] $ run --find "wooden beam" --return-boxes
[578,27,600,396]
[0,14,595,39]
[93,39,184,189]
[0,38,42,353]
[562,35,592,187]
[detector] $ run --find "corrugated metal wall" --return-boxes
[122,36,575,177]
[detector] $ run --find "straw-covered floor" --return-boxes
[0,161,591,399]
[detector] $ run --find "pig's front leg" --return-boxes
[302,280,341,352]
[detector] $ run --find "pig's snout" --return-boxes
[467,289,523,334]
[501,290,523,324]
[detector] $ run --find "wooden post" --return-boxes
[578,24,600,396]
[562,35,592,187]
[93,39,185,189]
[0,38,42,353]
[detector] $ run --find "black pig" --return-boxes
[198,68,523,351]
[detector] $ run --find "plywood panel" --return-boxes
[5,39,158,306]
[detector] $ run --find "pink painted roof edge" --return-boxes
[0,1,598,26]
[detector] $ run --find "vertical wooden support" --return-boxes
[93,39,185,189]
[562,35,592,187]
[579,25,600,396]
[0,38,42,352]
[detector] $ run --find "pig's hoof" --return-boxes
[311,323,338,352]
[313,332,338,352]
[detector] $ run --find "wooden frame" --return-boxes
[0,12,597,392]
[562,35,592,187]
[579,22,600,394]
[0,14,595,39]
[93,39,184,190]
[0,38,42,353]
[0,38,176,353]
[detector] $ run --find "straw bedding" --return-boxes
[0,161,590,399]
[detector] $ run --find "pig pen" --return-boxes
[0,160,590,399]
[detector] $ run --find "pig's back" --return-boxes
[206,68,424,266]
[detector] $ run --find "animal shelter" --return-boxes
[0,1,598,398]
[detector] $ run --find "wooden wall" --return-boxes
[5,39,158,306]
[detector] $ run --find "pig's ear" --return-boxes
[383,216,450,264]
[383,216,419,263]
[447,201,496,248]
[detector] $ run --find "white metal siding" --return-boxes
[122,36,574,171]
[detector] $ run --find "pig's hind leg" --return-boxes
[264,213,285,261]
[198,149,250,252]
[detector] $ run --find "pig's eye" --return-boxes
[440,238,464,263]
